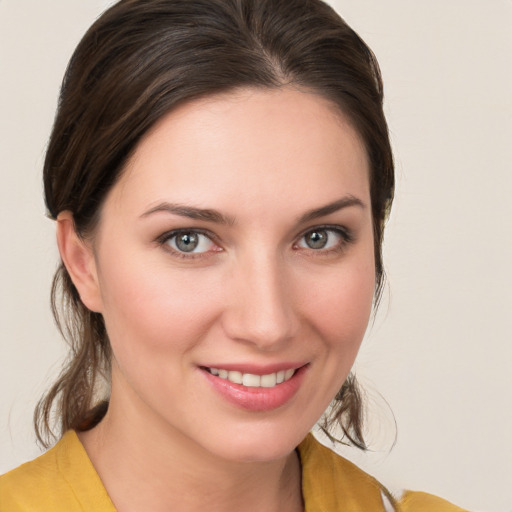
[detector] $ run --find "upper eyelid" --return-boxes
[297,224,351,239]
[156,227,218,244]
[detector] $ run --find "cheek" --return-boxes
[96,255,222,360]
[303,255,375,357]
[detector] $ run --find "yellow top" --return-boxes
[0,431,468,512]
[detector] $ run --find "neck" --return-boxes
[78,387,304,512]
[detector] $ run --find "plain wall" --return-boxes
[1,1,511,511]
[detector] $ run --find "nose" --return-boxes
[221,251,299,351]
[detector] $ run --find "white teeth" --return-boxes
[227,370,243,384]
[242,373,261,387]
[260,373,277,388]
[208,367,296,388]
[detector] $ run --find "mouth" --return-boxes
[203,367,296,388]
[200,363,308,411]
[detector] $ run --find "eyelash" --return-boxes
[156,225,355,259]
[294,225,355,255]
[156,229,220,260]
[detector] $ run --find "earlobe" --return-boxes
[56,211,103,313]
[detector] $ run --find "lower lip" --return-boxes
[201,365,308,412]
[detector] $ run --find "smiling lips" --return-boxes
[206,367,296,388]
[202,364,307,411]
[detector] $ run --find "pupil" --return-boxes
[307,230,327,249]
[176,233,198,252]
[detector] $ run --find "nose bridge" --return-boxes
[223,248,298,349]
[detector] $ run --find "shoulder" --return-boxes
[0,432,82,511]
[0,431,114,512]
[398,490,470,512]
[298,433,389,511]
[298,434,469,512]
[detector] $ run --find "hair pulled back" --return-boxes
[37,0,394,449]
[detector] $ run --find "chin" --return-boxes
[193,419,313,464]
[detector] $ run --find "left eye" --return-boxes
[297,228,345,250]
[165,231,216,253]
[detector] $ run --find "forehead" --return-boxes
[107,87,370,219]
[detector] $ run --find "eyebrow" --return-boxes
[140,195,365,225]
[297,195,366,223]
[140,202,235,225]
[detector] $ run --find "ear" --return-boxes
[56,211,103,313]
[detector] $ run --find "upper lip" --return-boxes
[199,362,308,375]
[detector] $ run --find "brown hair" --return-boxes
[36,0,394,450]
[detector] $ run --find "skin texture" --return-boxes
[57,87,375,512]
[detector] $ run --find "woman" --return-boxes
[0,0,467,510]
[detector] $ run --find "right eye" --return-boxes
[160,230,220,256]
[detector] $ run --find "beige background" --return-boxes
[1,1,511,511]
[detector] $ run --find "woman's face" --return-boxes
[87,87,375,462]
